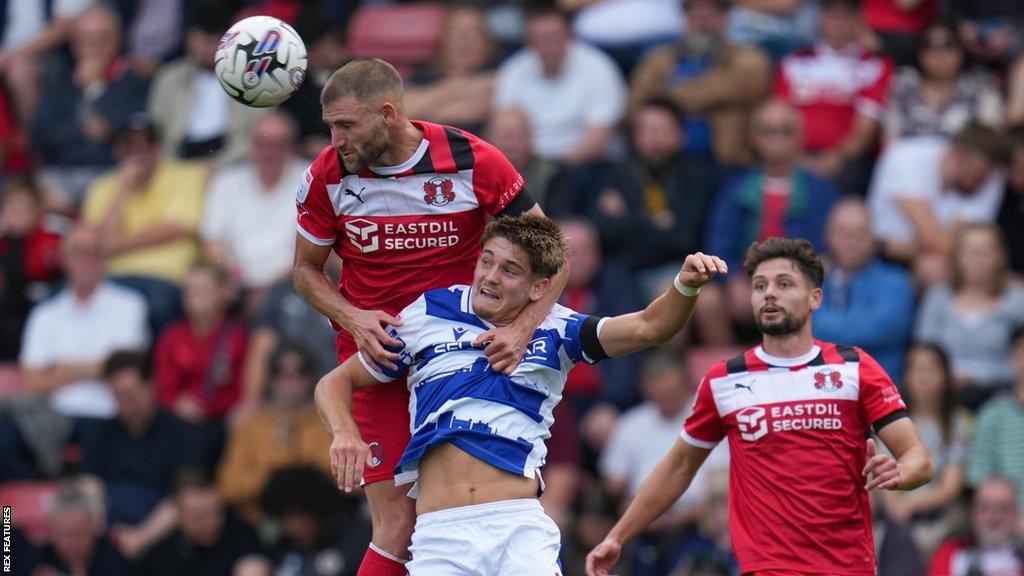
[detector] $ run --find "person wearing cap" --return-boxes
[81,112,208,335]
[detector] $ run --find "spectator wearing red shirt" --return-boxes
[154,262,246,467]
[929,476,1023,576]
[776,0,893,196]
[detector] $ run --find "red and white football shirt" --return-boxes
[775,43,893,152]
[682,341,907,575]
[295,120,526,333]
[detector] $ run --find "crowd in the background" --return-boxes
[1,0,1024,574]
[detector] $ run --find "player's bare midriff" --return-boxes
[416,443,540,515]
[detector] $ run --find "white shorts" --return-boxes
[407,498,563,575]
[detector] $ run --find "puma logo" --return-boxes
[734,381,756,394]
[345,186,366,203]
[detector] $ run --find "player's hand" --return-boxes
[678,252,728,289]
[344,308,403,371]
[474,323,531,375]
[330,430,370,493]
[586,538,622,576]
[864,438,904,491]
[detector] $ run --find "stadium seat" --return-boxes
[686,345,746,384]
[0,481,58,544]
[0,364,23,401]
[345,3,446,76]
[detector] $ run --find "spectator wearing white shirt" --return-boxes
[867,124,1008,286]
[494,4,626,165]
[20,225,148,419]
[202,111,305,310]
[599,352,728,574]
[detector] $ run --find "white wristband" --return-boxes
[674,274,700,297]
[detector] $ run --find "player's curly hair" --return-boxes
[742,237,824,288]
[481,214,567,279]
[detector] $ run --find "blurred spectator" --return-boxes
[154,263,246,467]
[32,4,148,208]
[726,0,818,59]
[776,0,893,195]
[928,476,1023,576]
[10,523,39,576]
[33,477,133,576]
[868,125,1008,280]
[494,4,626,165]
[967,326,1024,510]
[669,471,738,576]
[589,97,717,276]
[599,352,728,575]
[0,0,91,126]
[148,2,264,167]
[915,224,1024,405]
[140,469,271,576]
[0,181,65,362]
[998,128,1024,277]
[880,343,970,557]
[949,0,1023,68]
[119,0,185,78]
[863,0,938,66]
[557,219,641,410]
[241,277,337,411]
[631,0,771,167]
[404,5,498,135]
[565,0,683,74]
[884,20,1003,144]
[0,86,31,175]
[541,401,585,530]
[19,225,147,419]
[813,198,914,380]
[1007,56,1024,127]
[259,466,372,576]
[201,111,304,304]
[485,107,572,215]
[282,4,347,158]
[81,113,207,334]
[697,98,838,344]
[219,344,331,523]
[82,350,200,559]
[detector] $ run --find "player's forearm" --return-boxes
[293,261,357,329]
[606,445,696,546]
[313,369,360,439]
[897,445,933,491]
[638,287,698,347]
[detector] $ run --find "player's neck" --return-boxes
[375,120,424,168]
[761,329,815,359]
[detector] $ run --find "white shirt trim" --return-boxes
[754,344,821,367]
[680,429,719,450]
[370,139,429,176]
[296,223,335,246]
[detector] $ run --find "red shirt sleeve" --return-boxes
[774,60,793,100]
[682,372,726,448]
[154,327,181,409]
[857,347,906,426]
[295,149,340,246]
[469,136,525,215]
[856,54,893,119]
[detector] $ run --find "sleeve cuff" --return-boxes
[296,223,336,246]
[357,351,394,383]
[680,429,719,450]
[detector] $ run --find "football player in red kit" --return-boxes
[292,58,566,576]
[587,238,932,576]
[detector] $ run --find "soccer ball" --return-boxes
[214,16,307,107]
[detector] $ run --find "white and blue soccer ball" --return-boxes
[214,16,307,108]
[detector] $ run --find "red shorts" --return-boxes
[338,333,411,485]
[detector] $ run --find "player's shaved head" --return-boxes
[481,214,568,279]
[321,58,405,109]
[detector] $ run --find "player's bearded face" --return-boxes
[342,116,389,173]
[755,303,807,336]
[750,259,818,337]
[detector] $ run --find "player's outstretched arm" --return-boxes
[313,356,381,493]
[865,419,933,491]
[586,439,711,576]
[293,234,403,370]
[598,252,727,358]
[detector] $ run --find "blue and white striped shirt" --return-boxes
[358,285,605,488]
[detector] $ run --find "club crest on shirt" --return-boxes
[423,177,456,206]
[813,369,844,392]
